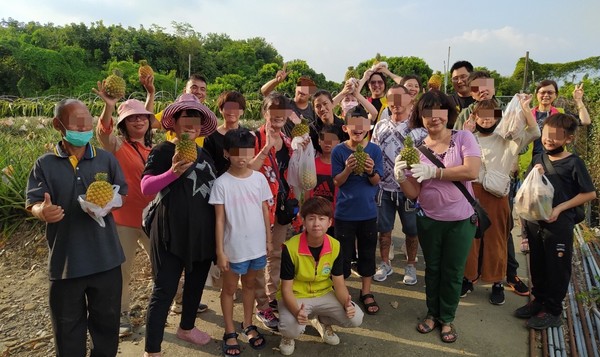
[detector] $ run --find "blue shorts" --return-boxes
[376,190,418,236]
[229,255,267,275]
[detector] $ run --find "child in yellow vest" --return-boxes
[277,197,363,355]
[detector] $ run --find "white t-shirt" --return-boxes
[209,171,273,263]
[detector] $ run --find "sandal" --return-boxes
[222,332,241,357]
[241,323,266,350]
[359,290,380,315]
[440,323,458,343]
[416,315,439,334]
[520,238,529,254]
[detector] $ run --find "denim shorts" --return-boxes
[376,190,418,236]
[230,255,267,275]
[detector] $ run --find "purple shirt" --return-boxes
[417,130,481,221]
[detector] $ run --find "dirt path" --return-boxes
[0,223,533,356]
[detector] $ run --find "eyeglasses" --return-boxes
[369,80,384,86]
[538,90,556,96]
[451,74,468,83]
[125,115,148,122]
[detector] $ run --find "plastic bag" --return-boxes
[78,185,123,227]
[497,94,526,140]
[287,135,317,196]
[514,169,554,221]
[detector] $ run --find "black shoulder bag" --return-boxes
[541,154,585,224]
[417,145,491,239]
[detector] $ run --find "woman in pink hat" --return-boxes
[140,93,218,357]
[94,82,156,338]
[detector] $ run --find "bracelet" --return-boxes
[439,168,444,180]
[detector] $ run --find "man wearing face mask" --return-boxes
[26,99,128,356]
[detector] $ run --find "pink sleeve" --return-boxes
[141,170,179,195]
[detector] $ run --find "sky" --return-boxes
[4,0,600,82]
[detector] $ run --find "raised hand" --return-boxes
[345,295,355,318]
[394,157,408,183]
[518,93,533,111]
[276,63,291,83]
[572,83,584,101]
[140,74,155,95]
[93,81,121,107]
[463,114,476,132]
[296,303,308,325]
[171,146,194,176]
[37,192,64,223]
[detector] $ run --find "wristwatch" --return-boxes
[367,171,377,178]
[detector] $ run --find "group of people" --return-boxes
[25,58,595,356]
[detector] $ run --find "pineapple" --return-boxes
[138,60,154,77]
[399,136,420,169]
[344,66,359,81]
[176,133,197,163]
[291,116,309,138]
[104,69,126,99]
[428,73,443,91]
[300,166,317,190]
[86,173,113,208]
[373,53,382,66]
[353,144,369,175]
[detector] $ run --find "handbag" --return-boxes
[475,136,510,197]
[541,154,585,224]
[142,187,169,237]
[417,145,491,239]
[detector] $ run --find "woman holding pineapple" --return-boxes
[140,93,218,356]
[94,82,156,337]
[394,90,481,343]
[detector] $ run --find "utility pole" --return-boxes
[522,51,529,93]
[445,46,451,94]
[188,54,191,79]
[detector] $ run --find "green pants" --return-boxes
[417,215,475,323]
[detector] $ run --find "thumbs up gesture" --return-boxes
[296,303,308,325]
[35,192,65,223]
[344,295,356,318]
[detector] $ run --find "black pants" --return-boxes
[49,266,122,357]
[525,219,573,315]
[145,243,212,353]
[335,218,377,278]
[506,177,519,278]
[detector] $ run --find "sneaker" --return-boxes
[279,337,295,355]
[489,283,505,305]
[350,261,361,277]
[514,300,543,319]
[170,301,208,314]
[269,299,279,312]
[373,262,393,282]
[310,317,340,345]
[506,276,530,296]
[460,278,474,297]
[389,241,395,261]
[403,264,418,286]
[526,312,562,330]
[256,308,279,331]
[119,312,132,337]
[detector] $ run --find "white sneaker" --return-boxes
[310,317,340,345]
[403,264,418,286]
[279,337,295,355]
[389,241,395,261]
[119,312,132,337]
[373,262,393,282]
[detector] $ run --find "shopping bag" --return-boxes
[515,169,554,221]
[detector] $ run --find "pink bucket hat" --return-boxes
[117,99,156,125]
[161,93,218,136]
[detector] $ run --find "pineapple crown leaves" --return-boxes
[356,144,364,153]
[94,172,109,182]
[404,136,414,148]
[111,69,124,78]
[139,59,149,66]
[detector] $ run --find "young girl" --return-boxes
[210,128,273,356]
[141,93,218,357]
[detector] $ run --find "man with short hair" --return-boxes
[448,61,475,113]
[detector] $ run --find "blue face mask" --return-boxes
[58,121,93,147]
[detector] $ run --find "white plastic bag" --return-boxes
[497,94,526,140]
[515,169,554,221]
[78,185,123,227]
[287,135,317,196]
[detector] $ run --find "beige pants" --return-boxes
[117,225,151,313]
[278,291,364,338]
[254,222,289,310]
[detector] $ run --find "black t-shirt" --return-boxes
[203,126,247,177]
[309,115,349,153]
[280,242,343,280]
[450,93,475,113]
[530,153,595,222]
[143,142,217,271]
[283,97,316,138]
